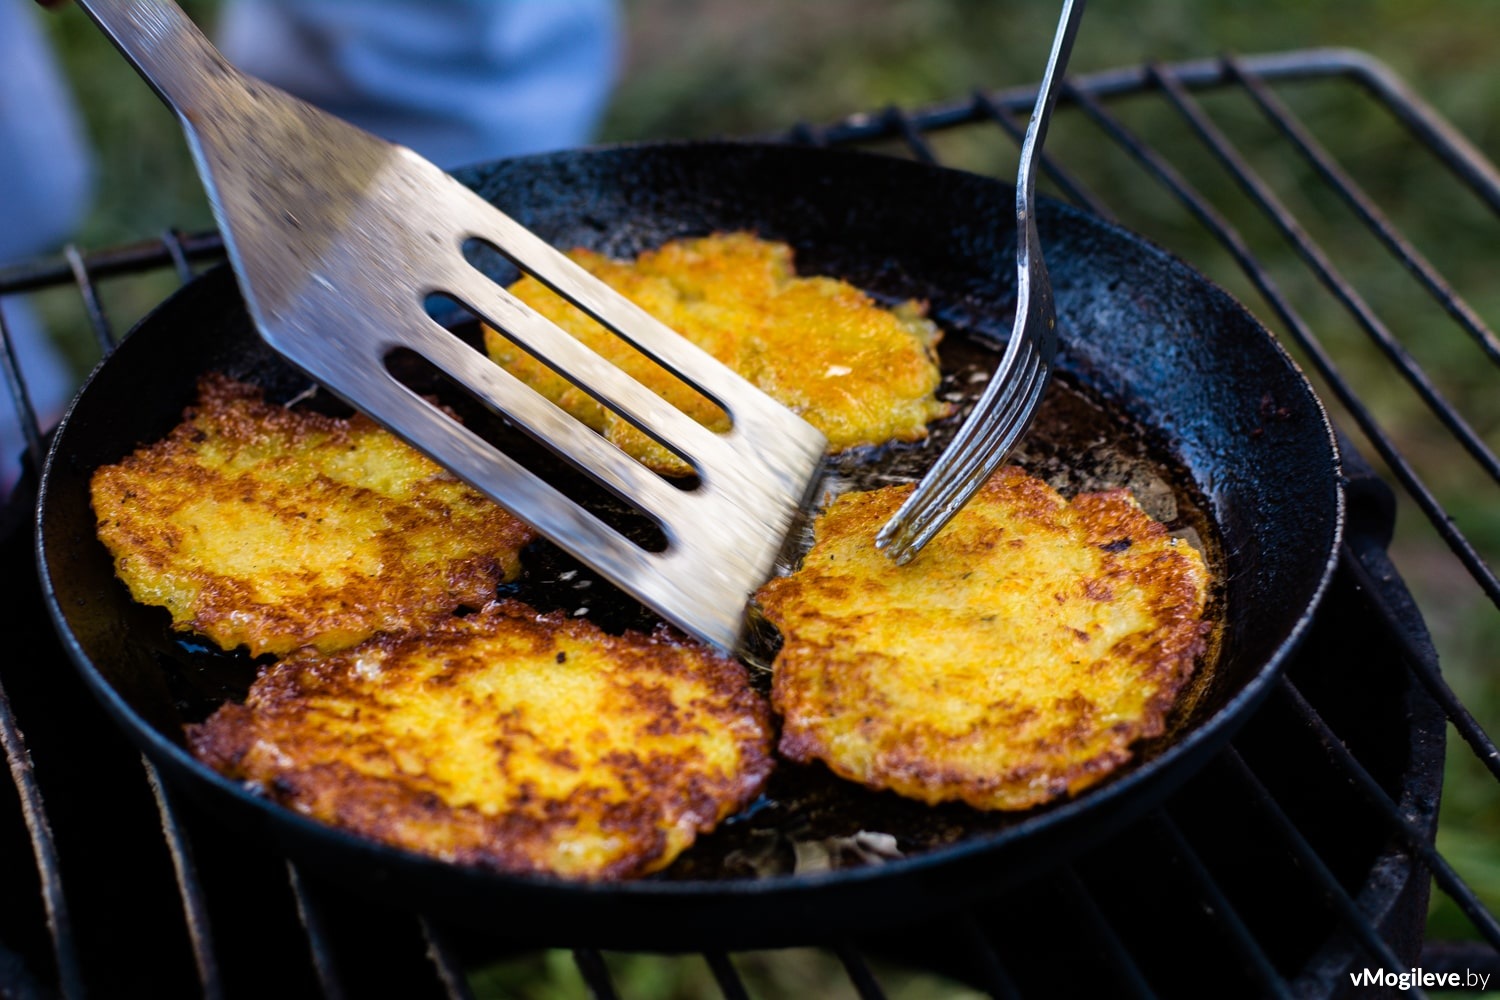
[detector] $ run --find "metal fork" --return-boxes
[876,0,1084,564]
[66,0,828,653]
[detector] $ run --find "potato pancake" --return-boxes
[756,467,1211,811]
[188,600,773,880]
[91,375,535,657]
[486,231,951,475]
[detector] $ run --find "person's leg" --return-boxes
[217,0,620,169]
[0,0,94,493]
[0,0,93,262]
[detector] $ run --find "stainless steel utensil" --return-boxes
[67,0,827,653]
[877,0,1084,563]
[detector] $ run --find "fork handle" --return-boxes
[69,0,241,121]
[1015,0,1084,208]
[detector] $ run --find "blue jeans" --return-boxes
[217,0,619,169]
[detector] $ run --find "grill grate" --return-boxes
[2,48,1497,998]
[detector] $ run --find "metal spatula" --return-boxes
[68,0,827,653]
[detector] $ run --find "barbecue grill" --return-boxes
[2,48,1497,998]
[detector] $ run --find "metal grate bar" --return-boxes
[1342,535,1500,783]
[1337,52,1500,217]
[794,82,1118,220]
[160,228,197,285]
[63,244,116,351]
[142,759,224,1000]
[884,105,939,163]
[833,941,889,1000]
[572,949,620,1000]
[1219,747,1422,982]
[1056,867,1157,999]
[1277,678,1500,951]
[1062,75,1500,610]
[1420,939,1500,979]
[812,50,1403,146]
[418,919,477,1000]
[0,306,44,469]
[1149,61,1500,487]
[703,951,752,1000]
[955,911,1024,1000]
[0,679,81,1000]
[969,89,1115,221]
[287,862,349,1000]
[0,229,224,296]
[1225,57,1500,368]
[1150,812,1295,1000]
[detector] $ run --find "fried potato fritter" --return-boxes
[91,375,535,657]
[486,232,952,475]
[188,600,773,880]
[757,468,1211,811]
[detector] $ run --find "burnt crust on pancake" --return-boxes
[188,600,774,880]
[485,231,952,475]
[756,467,1211,811]
[90,374,535,657]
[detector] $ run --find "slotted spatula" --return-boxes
[65,0,828,652]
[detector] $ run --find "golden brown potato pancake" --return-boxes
[756,467,1211,811]
[91,375,535,657]
[486,231,951,475]
[188,600,773,880]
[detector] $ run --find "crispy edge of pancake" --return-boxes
[90,374,536,657]
[187,599,774,880]
[756,467,1212,811]
[483,231,952,474]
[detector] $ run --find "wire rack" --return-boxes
[1,49,1497,999]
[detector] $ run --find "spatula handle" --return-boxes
[69,0,240,121]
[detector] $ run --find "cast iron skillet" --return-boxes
[37,143,1341,949]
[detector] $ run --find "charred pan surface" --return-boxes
[188,600,774,880]
[757,467,1211,811]
[90,375,535,657]
[485,232,952,475]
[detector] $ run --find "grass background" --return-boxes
[24,1,1500,995]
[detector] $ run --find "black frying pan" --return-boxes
[36,143,1341,949]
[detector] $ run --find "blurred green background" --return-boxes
[25,1,1500,996]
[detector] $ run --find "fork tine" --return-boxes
[889,355,1050,560]
[896,325,1039,493]
[925,335,1049,495]
[876,326,1039,516]
[896,357,1039,528]
[921,346,1043,503]
[876,340,1046,560]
